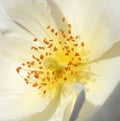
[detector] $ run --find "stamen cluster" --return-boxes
[16,18,90,96]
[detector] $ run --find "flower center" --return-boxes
[16,17,91,96]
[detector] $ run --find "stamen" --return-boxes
[47,25,50,29]
[43,39,49,45]
[31,46,38,50]
[33,82,38,87]
[33,38,38,42]
[81,42,85,47]
[16,67,22,73]
[62,17,65,22]
[68,24,71,28]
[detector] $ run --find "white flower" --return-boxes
[0,0,120,121]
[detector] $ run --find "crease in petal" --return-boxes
[1,0,58,40]
[47,0,68,34]
[0,3,34,40]
[0,3,35,61]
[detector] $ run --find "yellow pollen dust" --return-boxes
[16,17,90,96]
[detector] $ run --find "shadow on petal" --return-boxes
[99,41,120,61]
[47,0,68,33]
[87,81,120,121]
[69,84,85,121]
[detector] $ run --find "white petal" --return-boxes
[0,3,35,61]
[0,58,55,121]
[0,58,39,120]
[87,82,120,121]
[49,85,84,121]
[77,82,120,121]
[17,86,83,121]
[49,92,75,121]
[0,3,34,40]
[18,92,60,121]
[54,0,120,60]
[86,56,120,105]
[103,0,120,43]
[0,58,87,121]
[1,0,58,39]
[73,57,120,121]
[0,36,34,62]
[0,57,26,89]
[85,0,120,60]
[0,88,51,121]
[20,85,84,121]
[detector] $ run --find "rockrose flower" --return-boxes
[0,0,120,121]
